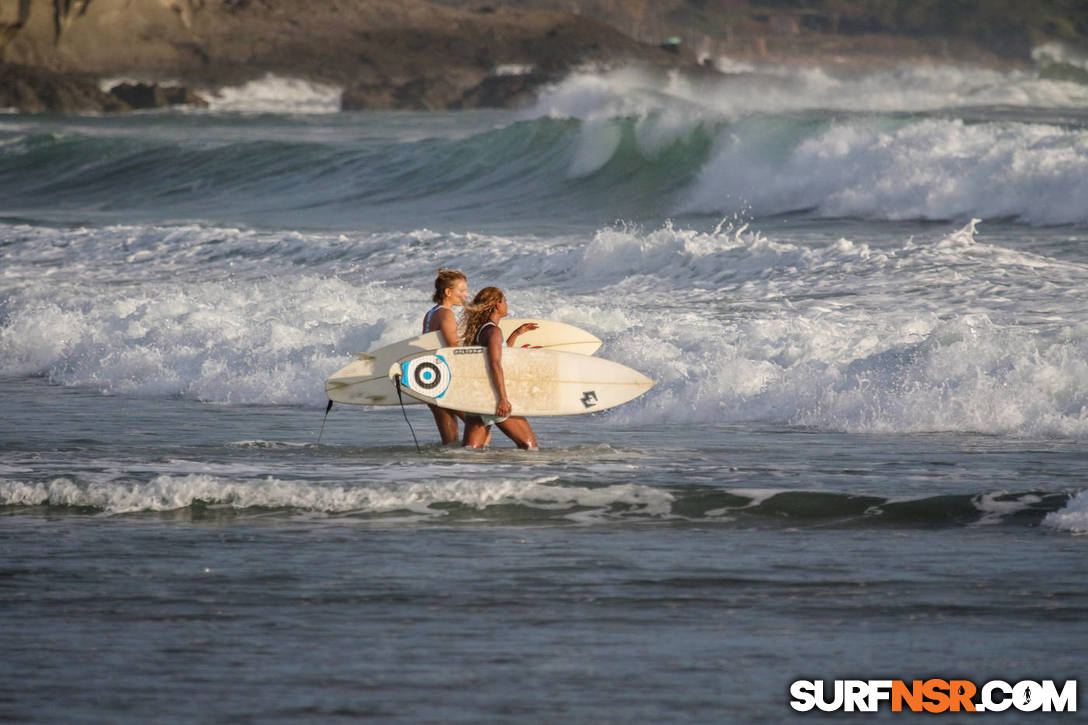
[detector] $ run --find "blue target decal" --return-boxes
[400,354,451,399]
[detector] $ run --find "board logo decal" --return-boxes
[581,390,598,408]
[453,348,484,355]
[414,362,441,389]
[400,354,451,398]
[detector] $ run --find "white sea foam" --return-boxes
[974,492,1044,526]
[94,73,342,114]
[1042,491,1088,534]
[571,220,1088,438]
[0,272,401,403]
[2,219,1088,438]
[519,65,1088,226]
[0,475,674,517]
[1032,42,1088,71]
[203,74,342,114]
[531,63,1088,121]
[682,117,1088,225]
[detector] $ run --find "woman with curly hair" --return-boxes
[460,286,539,449]
[422,269,469,444]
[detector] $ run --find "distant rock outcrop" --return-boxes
[0,0,698,113]
[0,64,210,112]
[454,71,553,110]
[109,82,208,110]
[4,1,1087,115]
[0,63,127,112]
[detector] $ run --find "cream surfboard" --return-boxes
[391,346,653,416]
[325,319,601,406]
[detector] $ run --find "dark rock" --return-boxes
[108,82,208,109]
[340,83,395,111]
[456,72,553,109]
[392,78,442,110]
[162,86,208,107]
[0,66,207,114]
[109,82,169,109]
[0,63,128,113]
[4,0,703,113]
[343,75,481,111]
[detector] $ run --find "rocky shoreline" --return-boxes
[0,64,210,113]
[0,0,699,113]
[1,0,1084,114]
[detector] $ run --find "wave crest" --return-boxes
[682,117,1088,225]
[4,75,1088,227]
[0,475,674,519]
[1,476,1073,529]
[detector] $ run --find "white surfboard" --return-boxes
[391,346,654,416]
[325,319,602,406]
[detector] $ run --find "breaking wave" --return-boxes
[3,218,1087,439]
[1042,490,1088,534]
[0,475,1073,529]
[4,63,1088,229]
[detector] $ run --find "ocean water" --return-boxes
[2,64,1088,722]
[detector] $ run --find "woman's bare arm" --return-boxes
[434,307,460,347]
[484,326,511,417]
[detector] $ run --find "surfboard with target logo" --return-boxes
[398,353,451,398]
[391,346,653,417]
[325,319,601,406]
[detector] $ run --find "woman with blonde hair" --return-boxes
[422,269,469,444]
[460,286,539,449]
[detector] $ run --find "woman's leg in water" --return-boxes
[428,404,460,445]
[462,416,491,448]
[496,417,537,449]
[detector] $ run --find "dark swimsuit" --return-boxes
[423,304,443,334]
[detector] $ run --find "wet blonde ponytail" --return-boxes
[432,268,466,305]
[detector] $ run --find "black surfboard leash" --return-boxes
[393,373,422,453]
[317,399,334,445]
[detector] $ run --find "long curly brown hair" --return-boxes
[460,286,504,346]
